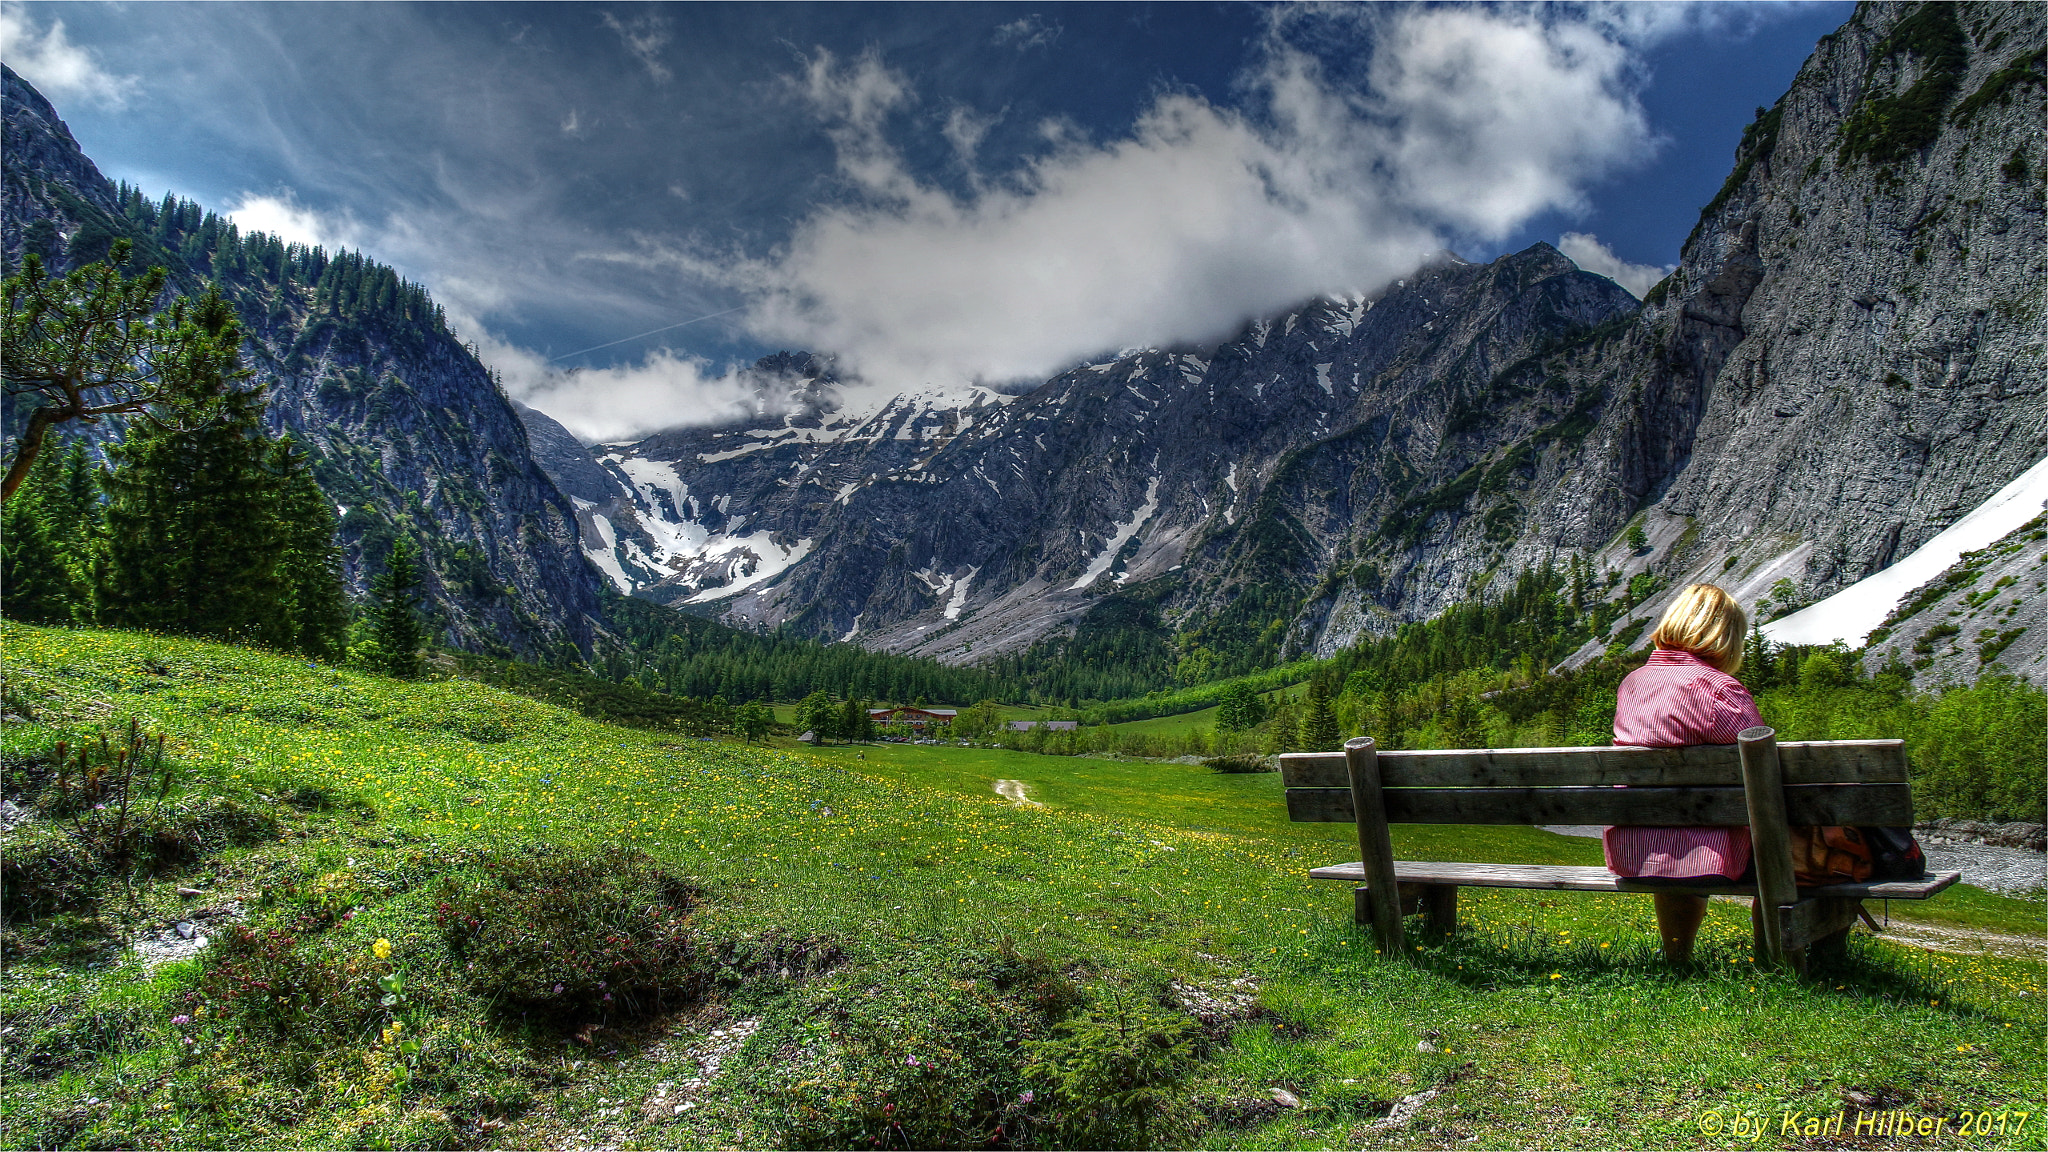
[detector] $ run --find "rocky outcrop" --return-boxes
[1861,511,2047,685]
[2,65,604,660]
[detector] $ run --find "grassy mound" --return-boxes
[1,622,2042,1149]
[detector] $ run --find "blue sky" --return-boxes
[3,1,1850,440]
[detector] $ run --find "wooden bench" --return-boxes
[1279,727,1959,974]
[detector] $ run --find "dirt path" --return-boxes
[1863,918,2046,960]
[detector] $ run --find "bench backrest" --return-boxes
[1278,739,1913,827]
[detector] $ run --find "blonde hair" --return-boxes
[1652,583,1746,673]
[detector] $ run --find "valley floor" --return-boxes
[2,623,2042,1150]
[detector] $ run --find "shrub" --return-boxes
[1911,673,2047,824]
[750,943,1081,1150]
[0,796,278,922]
[0,830,100,922]
[1023,989,1197,1147]
[433,845,702,1025]
[1204,754,1272,774]
[199,925,380,1044]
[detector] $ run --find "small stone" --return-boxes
[174,922,196,940]
[673,1104,686,1115]
[1417,1040,1438,1053]
[1270,1087,1302,1108]
[177,887,203,898]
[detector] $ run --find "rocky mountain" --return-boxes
[550,1,2042,687]
[2,65,604,660]
[553,253,1636,673]
[1546,0,2047,672]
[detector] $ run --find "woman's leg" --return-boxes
[1652,893,1709,964]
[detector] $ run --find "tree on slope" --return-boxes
[366,538,428,678]
[0,458,83,624]
[272,440,350,661]
[1,244,242,504]
[101,373,289,645]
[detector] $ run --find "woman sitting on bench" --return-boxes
[1607,583,1758,964]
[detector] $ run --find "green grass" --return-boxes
[1106,704,1224,739]
[2,622,2042,1150]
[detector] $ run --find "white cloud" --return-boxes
[1557,231,1673,298]
[221,191,363,253]
[993,15,1062,51]
[505,349,756,443]
[600,11,672,83]
[444,301,759,443]
[942,104,1000,171]
[0,5,140,108]
[1360,6,1654,237]
[722,6,1660,394]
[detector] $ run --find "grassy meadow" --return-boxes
[2,622,2043,1150]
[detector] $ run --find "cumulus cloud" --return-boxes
[504,349,755,443]
[222,191,364,253]
[1361,7,1654,236]
[1557,231,1673,298]
[0,5,139,108]
[722,5,1660,393]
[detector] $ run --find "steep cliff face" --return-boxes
[2,66,604,659]
[1547,0,2045,670]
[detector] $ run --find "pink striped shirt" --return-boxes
[1603,647,1762,880]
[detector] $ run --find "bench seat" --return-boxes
[1304,860,1961,900]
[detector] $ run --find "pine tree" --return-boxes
[1265,704,1299,755]
[102,377,288,646]
[272,439,350,661]
[0,483,81,624]
[1302,681,1340,752]
[367,537,428,678]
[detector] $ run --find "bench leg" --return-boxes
[1354,885,1426,929]
[1418,884,1457,938]
[1776,897,1861,977]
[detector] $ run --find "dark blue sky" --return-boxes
[4,2,1852,438]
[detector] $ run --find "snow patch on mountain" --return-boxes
[1071,477,1161,590]
[1762,456,2048,647]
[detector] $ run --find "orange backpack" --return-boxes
[1790,825,1874,886]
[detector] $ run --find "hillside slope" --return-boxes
[1,65,604,661]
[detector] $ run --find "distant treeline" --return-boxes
[1000,563,2042,825]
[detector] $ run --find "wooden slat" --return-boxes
[1304,860,1962,900]
[1278,740,1908,789]
[1285,783,1913,826]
